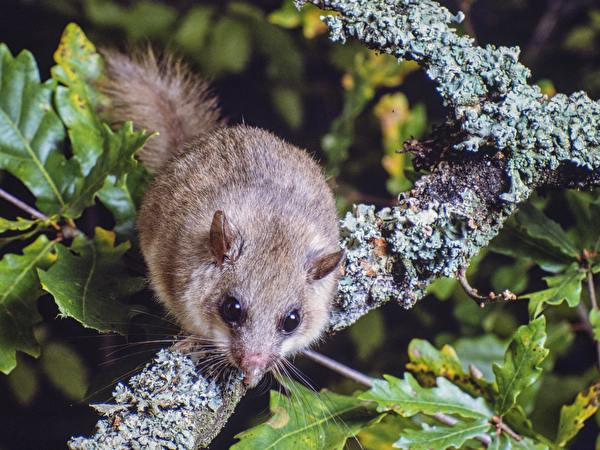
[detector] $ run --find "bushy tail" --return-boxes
[99,48,224,170]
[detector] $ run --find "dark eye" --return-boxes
[282,309,301,334]
[220,296,242,324]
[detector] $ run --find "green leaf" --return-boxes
[348,309,386,361]
[0,225,47,250]
[491,257,530,296]
[590,309,600,342]
[564,190,600,250]
[175,5,216,51]
[488,217,574,273]
[268,0,302,29]
[61,122,150,219]
[493,316,549,416]
[0,216,55,250]
[491,433,550,450]
[0,235,57,374]
[51,22,104,175]
[0,28,149,221]
[38,228,145,334]
[406,339,498,404]
[406,339,464,378]
[502,404,539,441]
[357,414,419,450]
[359,372,494,419]
[545,321,576,358]
[270,85,303,130]
[0,216,44,233]
[555,380,600,446]
[522,264,585,318]
[208,17,252,74]
[41,340,89,401]
[515,202,579,258]
[393,418,491,450]
[7,354,38,405]
[452,334,510,382]
[254,18,303,84]
[488,433,511,450]
[232,381,382,449]
[0,44,73,216]
[517,437,550,450]
[97,165,150,244]
[51,24,151,219]
[426,276,458,300]
[85,1,178,40]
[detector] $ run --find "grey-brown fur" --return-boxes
[100,48,224,170]
[100,50,343,387]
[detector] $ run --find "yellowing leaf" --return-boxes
[1,27,150,221]
[268,0,330,38]
[52,22,104,175]
[406,339,497,404]
[555,380,600,446]
[0,217,42,233]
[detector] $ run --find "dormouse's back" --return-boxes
[137,125,340,274]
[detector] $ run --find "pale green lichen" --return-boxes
[299,0,600,203]
[68,349,244,450]
[306,0,600,331]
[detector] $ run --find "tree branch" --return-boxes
[299,0,600,332]
[68,348,245,450]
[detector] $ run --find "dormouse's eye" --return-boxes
[282,309,301,334]
[220,296,242,324]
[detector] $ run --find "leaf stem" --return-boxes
[0,187,51,222]
[457,269,518,307]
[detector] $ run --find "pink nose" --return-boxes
[242,354,269,388]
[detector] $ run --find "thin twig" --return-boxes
[302,349,375,387]
[499,421,522,442]
[587,268,597,310]
[584,257,600,373]
[303,349,496,447]
[0,187,50,221]
[574,300,600,374]
[457,269,518,307]
[0,187,82,236]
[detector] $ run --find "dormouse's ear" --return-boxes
[210,210,241,266]
[307,249,345,281]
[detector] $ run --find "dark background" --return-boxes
[0,0,599,449]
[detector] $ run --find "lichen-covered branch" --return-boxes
[69,349,245,449]
[294,0,600,331]
[71,0,600,447]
